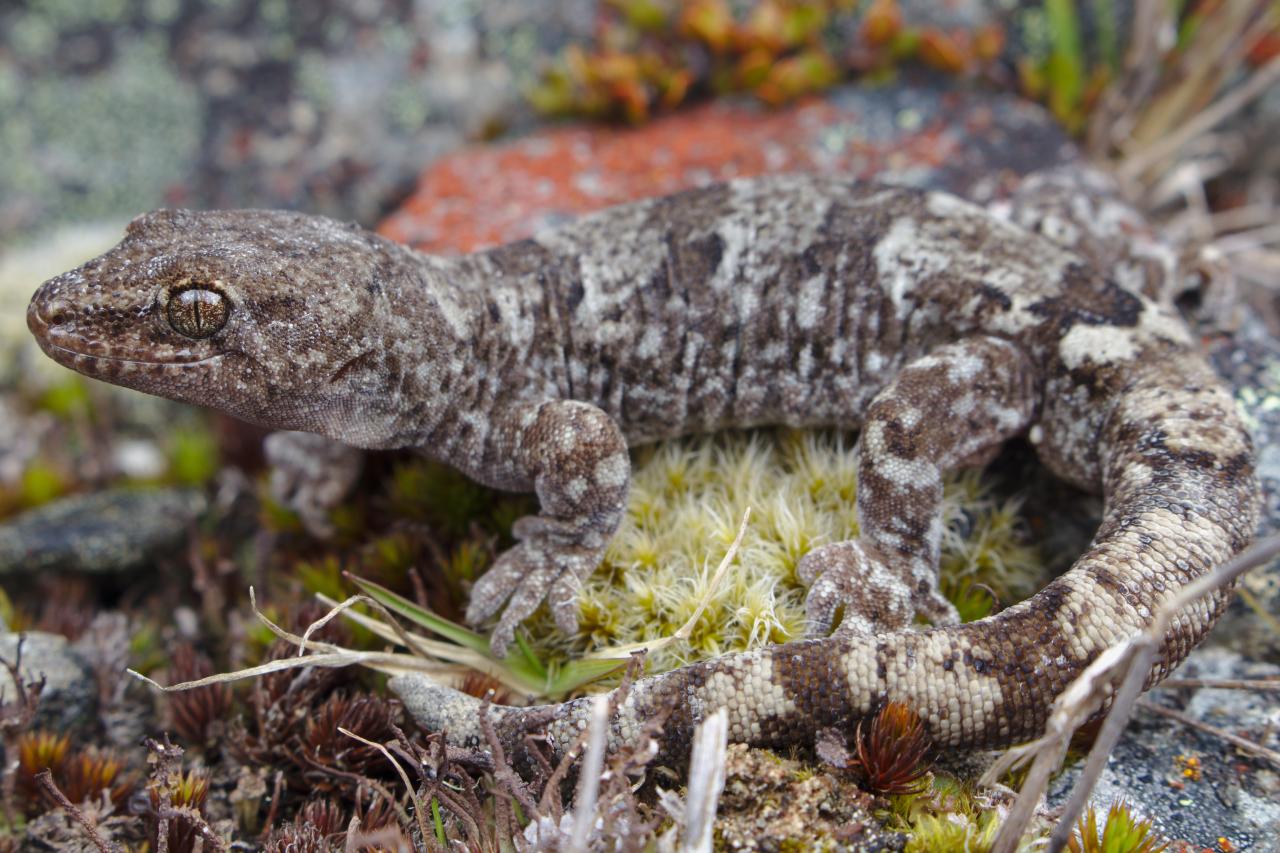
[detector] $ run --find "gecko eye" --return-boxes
[167,288,229,339]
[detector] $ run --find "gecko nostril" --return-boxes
[27,294,70,333]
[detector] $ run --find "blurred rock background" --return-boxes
[1,1,1278,848]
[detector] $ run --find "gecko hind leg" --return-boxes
[799,336,1038,636]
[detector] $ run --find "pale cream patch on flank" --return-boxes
[946,350,986,383]
[1037,213,1082,246]
[795,274,827,330]
[565,477,588,502]
[635,325,664,360]
[924,191,984,219]
[873,217,950,317]
[489,286,535,346]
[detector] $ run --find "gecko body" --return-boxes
[27,175,1258,760]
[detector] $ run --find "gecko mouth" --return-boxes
[27,290,229,370]
[36,339,229,370]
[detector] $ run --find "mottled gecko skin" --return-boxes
[27,175,1257,761]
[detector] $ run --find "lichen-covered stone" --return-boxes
[0,631,96,734]
[380,80,1074,254]
[0,487,206,575]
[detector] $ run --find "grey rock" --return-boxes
[0,0,1135,241]
[1047,646,1280,850]
[0,487,206,575]
[0,631,97,735]
[1204,312,1280,662]
[0,0,596,238]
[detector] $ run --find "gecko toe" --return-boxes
[547,560,591,635]
[918,587,962,626]
[466,550,531,626]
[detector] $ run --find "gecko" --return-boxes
[26,173,1258,762]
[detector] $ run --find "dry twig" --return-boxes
[338,726,433,849]
[1136,699,1280,769]
[34,769,120,853]
[1157,677,1280,691]
[0,637,44,827]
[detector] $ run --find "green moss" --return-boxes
[37,376,91,421]
[0,586,13,631]
[1067,801,1168,853]
[296,555,348,604]
[127,620,166,676]
[518,429,1047,674]
[166,427,219,487]
[385,458,531,540]
[904,811,999,853]
[19,461,65,507]
[258,490,304,535]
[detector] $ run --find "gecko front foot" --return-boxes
[264,431,363,538]
[466,399,630,657]
[466,525,604,656]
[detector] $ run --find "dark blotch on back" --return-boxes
[1027,264,1143,331]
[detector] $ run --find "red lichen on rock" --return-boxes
[378,96,964,254]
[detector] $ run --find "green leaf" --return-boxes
[547,657,630,694]
[348,574,491,654]
[38,376,90,420]
[20,462,64,506]
[346,573,631,697]
[167,427,219,486]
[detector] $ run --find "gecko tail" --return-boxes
[388,674,515,749]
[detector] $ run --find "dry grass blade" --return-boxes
[128,649,437,692]
[1118,17,1280,183]
[1156,677,1280,691]
[681,708,728,853]
[567,694,611,852]
[128,590,456,694]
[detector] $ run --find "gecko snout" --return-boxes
[27,277,87,353]
[25,284,60,337]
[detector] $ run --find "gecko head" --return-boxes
[27,207,412,446]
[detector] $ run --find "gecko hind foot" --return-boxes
[797,540,919,636]
[798,541,959,636]
[263,431,363,538]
